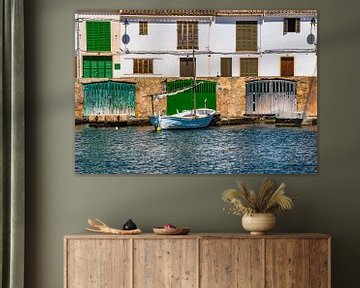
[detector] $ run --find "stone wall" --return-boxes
[74,77,317,121]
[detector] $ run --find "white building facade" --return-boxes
[75,10,317,80]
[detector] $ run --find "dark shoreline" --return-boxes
[75,114,317,128]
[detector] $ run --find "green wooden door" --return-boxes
[83,81,136,116]
[83,56,112,78]
[166,80,216,115]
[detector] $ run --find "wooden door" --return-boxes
[281,57,294,76]
[180,58,195,77]
[66,239,131,288]
[266,239,309,287]
[200,239,264,288]
[166,80,217,115]
[83,81,136,116]
[133,239,198,288]
[221,58,232,77]
[265,239,329,288]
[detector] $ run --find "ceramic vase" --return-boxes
[242,213,276,235]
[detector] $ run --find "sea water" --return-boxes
[75,124,317,174]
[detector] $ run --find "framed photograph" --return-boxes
[74,9,317,174]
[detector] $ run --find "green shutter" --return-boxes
[105,59,112,78]
[114,63,121,70]
[97,60,105,78]
[86,21,111,52]
[83,56,112,78]
[83,58,91,78]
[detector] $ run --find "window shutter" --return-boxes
[221,58,232,77]
[97,60,105,78]
[133,59,153,74]
[236,21,258,51]
[83,56,112,78]
[177,21,198,50]
[105,59,112,78]
[193,22,198,49]
[139,22,148,35]
[240,58,258,77]
[283,19,288,34]
[83,58,91,78]
[86,21,111,52]
[177,22,183,49]
[295,18,300,33]
[149,59,153,73]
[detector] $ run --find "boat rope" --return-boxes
[148,81,204,100]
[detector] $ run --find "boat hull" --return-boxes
[150,109,215,130]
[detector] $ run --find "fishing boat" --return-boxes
[149,49,216,130]
[150,108,216,130]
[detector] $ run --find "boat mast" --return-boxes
[192,48,197,116]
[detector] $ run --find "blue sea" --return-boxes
[75,124,317,174]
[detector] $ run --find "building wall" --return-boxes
[259,53,317,76]
[124,19,178,52]
[76,13,121,78]
[76,13,317,79]
[75,76,317,120]
[261,17,317,51]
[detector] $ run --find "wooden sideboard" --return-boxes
[64,233,330,288]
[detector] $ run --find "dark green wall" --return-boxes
[25,0,360,287]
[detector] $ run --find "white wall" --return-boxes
[294,54,317,76]
[123,21,177,52]
[76,13,317,78]
[261,17,317,51]
[259,54,317,76]
[209,18,237,53]
[120,54,179,76]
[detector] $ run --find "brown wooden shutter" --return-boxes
[236,21,258,51]
[177,22,183,49]
[177,21,198,49]
[193,22,198,49]
[295,18,300,33]
[139,22,148,35]
[281,57,294,77]
[240,58,258,76]
[221,58,232,77]
[149,59,153,74]
[133,59,153,74]
[283,19,288,34]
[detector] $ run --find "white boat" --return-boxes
[150,108,216,130]
[149,49,216,130]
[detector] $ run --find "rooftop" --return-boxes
[76,9,317,17]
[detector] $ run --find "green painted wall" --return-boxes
[25,0,360,287]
